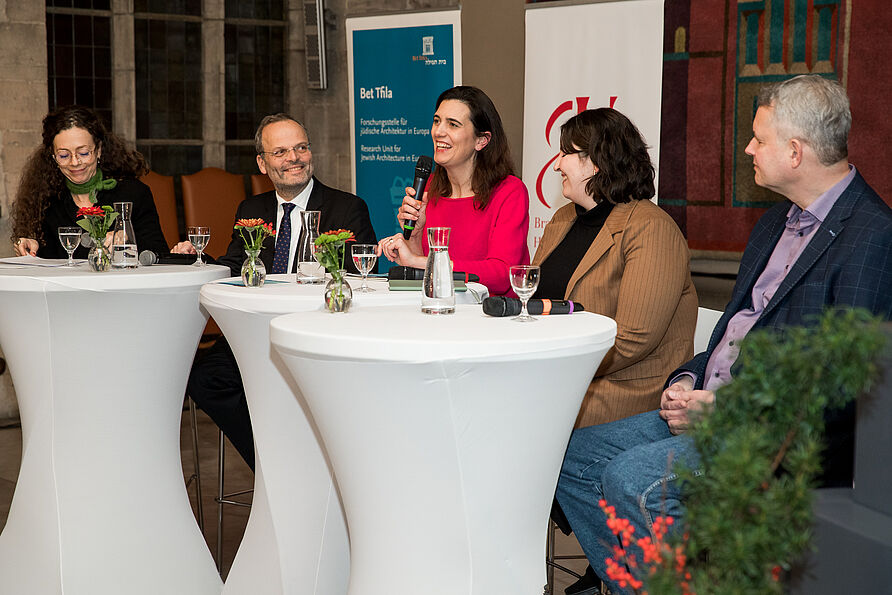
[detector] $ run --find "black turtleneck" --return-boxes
[534,200,614,299]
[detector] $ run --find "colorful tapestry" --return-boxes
[660,0,892,252]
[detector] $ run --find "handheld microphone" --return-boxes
[482,296,585,317]
[402,155,434,240]
[138,250,199,266]
[388,265,479,283]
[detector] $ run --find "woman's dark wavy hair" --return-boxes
[11,105,149,245]
[427,86,515,210]
[559,108,655,204]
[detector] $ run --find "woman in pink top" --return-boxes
[377,86,530,295]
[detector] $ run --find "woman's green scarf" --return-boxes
[65,168,117,204]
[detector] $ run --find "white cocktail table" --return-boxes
[199,275,487,595]
[0,263,228,595]
[269,304,616,595]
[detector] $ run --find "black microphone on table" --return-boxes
[401,155,434,240]
[388,265,479,284]
[84,238,202,265]
[483,296,585,317]
[138,250,200,266]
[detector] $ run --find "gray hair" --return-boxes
[254,113,309,154]
[758,75,850,166]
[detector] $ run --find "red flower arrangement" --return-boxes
[234,218,276,252]
[314,229,356,312]
[598,499,693,595]
[76,204,118,243]
[313,229,356,274]
[596,497,788,594]
[77,205,106,217]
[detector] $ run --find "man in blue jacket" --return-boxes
[556,75,892,595]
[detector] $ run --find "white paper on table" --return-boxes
[0,256,77,268]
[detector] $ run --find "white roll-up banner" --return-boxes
[522,0,665,255]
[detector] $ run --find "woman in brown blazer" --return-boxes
[533,108,698,430]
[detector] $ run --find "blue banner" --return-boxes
[351,23,456,271]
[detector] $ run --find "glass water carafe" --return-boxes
[111,201,138,268]
[296,210,325,283]
[422,226,455,314]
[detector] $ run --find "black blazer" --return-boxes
[670,171,892,485]
[38,178,169,259]
[217,178,377,277]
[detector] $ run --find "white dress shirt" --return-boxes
[275,178,314,273]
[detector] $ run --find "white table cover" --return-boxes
[199,275,487,595]
[269,305,617,595]
[0,264,228,595]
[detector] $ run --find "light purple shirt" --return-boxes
[700,166,857,392]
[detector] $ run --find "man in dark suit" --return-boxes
[555,75,891,595]
[187,113,376,469]
[214,114,376,276]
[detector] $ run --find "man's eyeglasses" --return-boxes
[54,148,96,165]
[262,143,312,160]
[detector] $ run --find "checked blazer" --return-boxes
[669,170,892,486]
[674,170,892,384]
[217,178,377,277]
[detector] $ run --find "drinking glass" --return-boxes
[187,226,210,266]
[351,244,377,292]
[509,265,540,322]
[58,226,81,266]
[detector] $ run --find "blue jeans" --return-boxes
[555,411,701,594]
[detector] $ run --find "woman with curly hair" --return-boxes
[534,108,698,594]
[11,105,168,259]
[377,85,530,295]
[534,108,697,429]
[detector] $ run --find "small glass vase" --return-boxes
[241,248,266,287]
[324,270,353,313]
[87,242,111,272]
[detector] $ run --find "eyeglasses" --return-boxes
[54,147,97,165]
[262,143,312,160]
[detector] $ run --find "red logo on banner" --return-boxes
[536,95,617,208]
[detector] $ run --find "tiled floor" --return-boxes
[0,408,590,593]
[181,407,255,577]
[0,420,21,530]
[550,531,593,593]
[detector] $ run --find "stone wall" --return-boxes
[461,0,525,175]
[0,0,47,259]
[0,0,47,421]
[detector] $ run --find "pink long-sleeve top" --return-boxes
[421,175,531,295]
